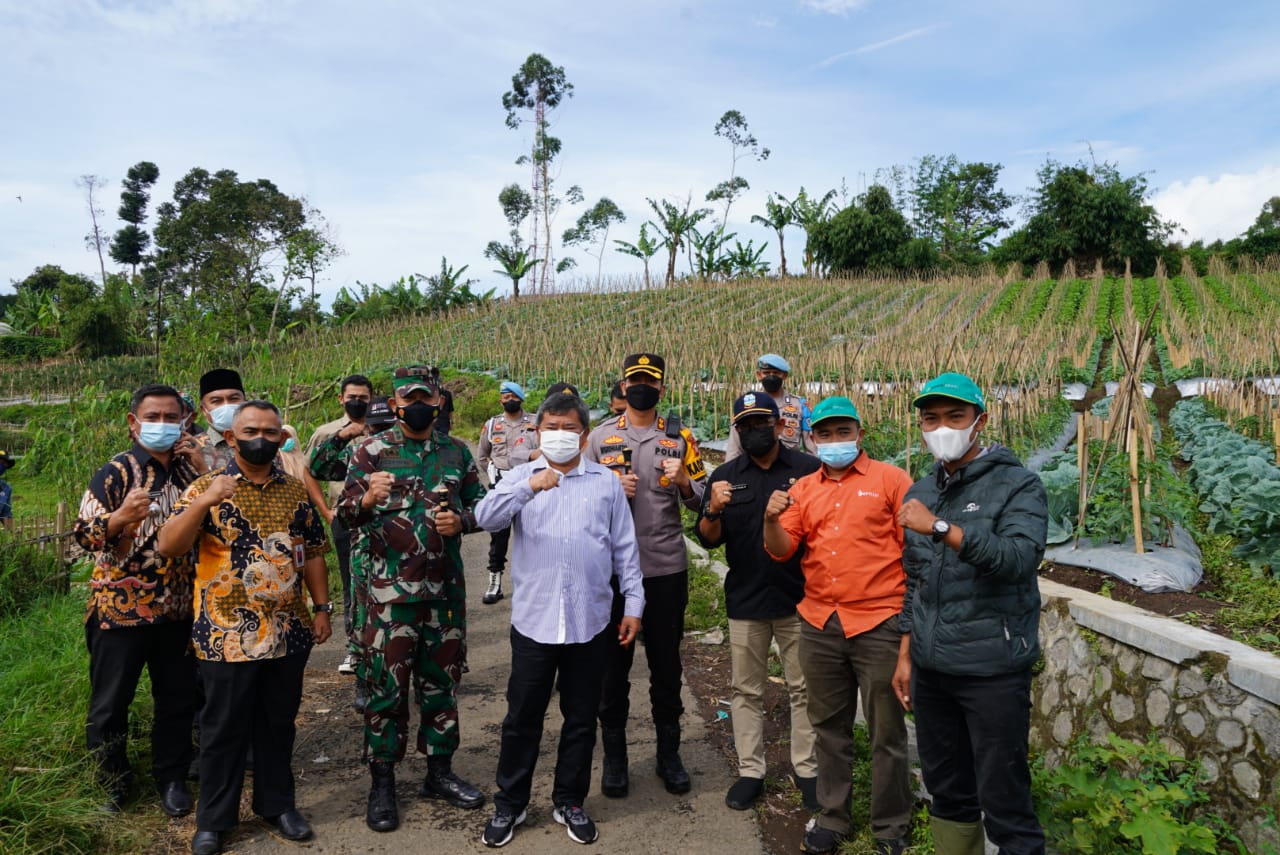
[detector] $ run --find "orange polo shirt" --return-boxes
[768,453,913,637]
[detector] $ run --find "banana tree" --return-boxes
[785,187,838,278]
[646,196,711,286]
[724,239,770,279]
[613,223,661,289]
[485,241,539,299]
[751,194,795,277]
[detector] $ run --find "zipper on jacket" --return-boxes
[1002,617,1010,641]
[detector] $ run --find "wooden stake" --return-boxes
[1129,415,1145,554]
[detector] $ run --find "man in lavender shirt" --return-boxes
[474,392,644,849]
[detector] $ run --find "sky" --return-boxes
[1,0,1278,303]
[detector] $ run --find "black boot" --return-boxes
[420,755,485,809]
[366,760,399,832]
[655,723,691,794]
[600,726,630,798]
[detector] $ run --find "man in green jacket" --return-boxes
[894,373,1047,855]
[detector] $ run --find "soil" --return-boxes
[1039,561,1233,632]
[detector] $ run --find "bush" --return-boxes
[0,531,68,612]
[0,334,63,363]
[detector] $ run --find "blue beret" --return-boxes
[500,381,525,400]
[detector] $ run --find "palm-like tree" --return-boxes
[750,194,796,277]
[485,241,539,299]
[785,187,838,277]
[613,223,661,289]
[646,196,711,286]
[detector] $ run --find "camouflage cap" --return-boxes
[392,365,439,395]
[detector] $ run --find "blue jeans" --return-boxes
[912,665,1045,855]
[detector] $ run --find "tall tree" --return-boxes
[614,224,662,289]
[76,174,110,288]
[788,187,838,277]
[1236,196,1280,262]
[502,53,574,293]
[646,196,711,285]
[706,109,769,224]
[153,167,307,343]
[562,197,626,287]
[109,161,161,278]
[751,194,796,277]
[993,159,1173,275]
[911,155,1012,264]
[808,184,916,274]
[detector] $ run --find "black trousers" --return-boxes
[495,625,612,813]
[912,666,1046,855]
[331,516,353,641]
[486,470,510,573]
[85,619,197,789]
[598,571,687,730]
[196,652,308,831]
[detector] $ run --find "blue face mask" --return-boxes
[815,440,860,469]
[281,438,298,453]
[208,403,240,432]
[138,421,182,453]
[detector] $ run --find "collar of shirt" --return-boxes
[530,456,587,478]
[817,449,868,481]
[223,456,289,485]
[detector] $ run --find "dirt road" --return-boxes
[216,527,765,855]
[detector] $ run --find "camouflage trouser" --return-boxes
[360,599,466,762]
[348,569,368,658]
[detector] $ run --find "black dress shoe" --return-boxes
[420,767,485,809]
[264,808,313,841]
[191,829,221,855]
[159,780,193,817]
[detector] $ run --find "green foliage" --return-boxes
[0,594,165,854]
[1038,453,1080,544]
[18,383,132,504]
[0,531,67,612]
[0,334,63,362]
[1234,196,1280,263]
[1170,399,1280,574]
[1034,733,1225,855]
[1077,437,1195,546]
[647,196,713,284]
[684,559,727,635]
[911,154,1014,265]
[994,159,1174,276]
[331,264,493,324]
[808,185,922,273]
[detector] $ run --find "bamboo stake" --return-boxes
[1128,414,1144,554]
[1077,411,1088,531]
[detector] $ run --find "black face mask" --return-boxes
[760,375,784,394]
[344,399,369,420]
[741,426,777,458]
[237,437,280,466]
[398,401,440,433]
[625,384,660,412]
[501,399,523,414]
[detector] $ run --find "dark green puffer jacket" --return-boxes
[900,445,1047,676]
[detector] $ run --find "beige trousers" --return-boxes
[728,615,818,779]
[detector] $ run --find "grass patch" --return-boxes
[685,561,727,635]
[1199,531,1280,653]
[0,592,166,854]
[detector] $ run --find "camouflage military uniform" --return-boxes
[336,427,484,762]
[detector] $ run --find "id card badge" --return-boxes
[292,538,306,569]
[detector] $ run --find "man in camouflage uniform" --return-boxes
[336,366,487,833]
[725,354,816,460]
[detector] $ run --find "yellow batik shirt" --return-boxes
[170,458,329,662]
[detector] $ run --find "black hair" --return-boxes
[536,392,590,431]
[340,374,373,395]
[609,381,624,400]
[232,400,281,425]
[130,384,183,416]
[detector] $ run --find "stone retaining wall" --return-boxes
[1034,579,1280,854]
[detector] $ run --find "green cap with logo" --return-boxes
[912,372,986,411]
[392,365,439,395]
[810,396,861,426]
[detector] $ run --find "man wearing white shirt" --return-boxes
[474,392,644,849]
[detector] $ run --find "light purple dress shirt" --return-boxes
[474,457,645,645]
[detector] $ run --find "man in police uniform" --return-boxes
[477,381,539,605]
[585,352,708,797]
[336,366,487,833]
[725,354,815,460]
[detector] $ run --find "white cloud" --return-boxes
[799,0,869,16]
[1153,165,1280,243]
[816,24,945,68]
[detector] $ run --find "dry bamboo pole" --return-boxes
[1128,414,1145,554]
[1077,411,1089,537]
[55,501,67,567]
[1274,413,1279,465]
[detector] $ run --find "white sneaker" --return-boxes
[338,654,357,675]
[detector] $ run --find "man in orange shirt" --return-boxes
[764,397,913,855]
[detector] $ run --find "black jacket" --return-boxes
[901,445,1047,676]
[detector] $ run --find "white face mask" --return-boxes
[539,429,583,464]
[922,415,981,463]
[207,403,240,432]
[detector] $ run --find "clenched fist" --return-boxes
[529,467,562,493]
[115,487,153,526]
[361,471,395,509]
[434,508,462,537]
[617,472,639,499]
[202,475,237,506]
[661,457,688,488]
[707,481,733,515]
[764,489,792,522]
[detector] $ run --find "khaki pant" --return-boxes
[800,613,911,840]
[728,615,817,779]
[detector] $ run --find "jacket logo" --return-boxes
[962,502,980,512]
[658,439,678,448]
[604,435,624,444]
[857,489,879,498]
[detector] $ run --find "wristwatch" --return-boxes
[703,510,722,521]
[313,602,334,614]
[931,518,951,542]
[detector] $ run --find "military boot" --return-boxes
[420,755,485,809]
[482,571,504,604]
[600,726,630,798]
[366,760,398,832]
[655,723,691,794]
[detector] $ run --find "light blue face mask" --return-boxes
[208,403,240,432]
[815,440,860,469]
[281,438,298,453]
[138,421,182,453]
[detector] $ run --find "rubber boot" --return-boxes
[366,760,399,832]
[655,723,691,794]
[929,815,985,855]
[600,727,630,798]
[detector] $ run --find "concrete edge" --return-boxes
[1038,578,1280,706]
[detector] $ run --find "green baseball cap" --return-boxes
[913,372,986,411]
[810,396,861,426]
